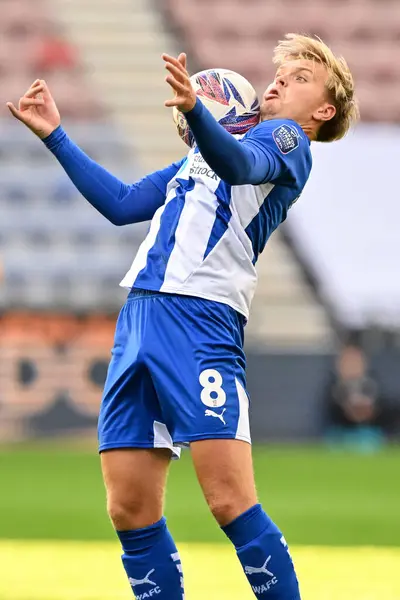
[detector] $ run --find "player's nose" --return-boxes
[276,75,287,88]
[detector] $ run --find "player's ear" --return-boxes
[314,102,336,123]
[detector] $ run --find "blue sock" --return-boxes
[222,504,301,599]
[117,517,184,599]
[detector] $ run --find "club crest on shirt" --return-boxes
[272,124,300,154]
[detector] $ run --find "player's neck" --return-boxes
[299,122,317,141]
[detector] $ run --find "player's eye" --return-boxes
[296,75,307,82]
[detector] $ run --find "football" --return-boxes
[173,68,260,147]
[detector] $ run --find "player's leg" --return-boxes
[101,448,170,531]
[101,448,184,598]
[98,292,185,598]
[191,438,301,599]
[145,293,300,598]
[190,438,257,526]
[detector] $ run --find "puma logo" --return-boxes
[245,556,274,577]
[205,408,226,425]
[129,569,157,588]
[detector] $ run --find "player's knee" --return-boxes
[207,491,247,527]
[107,495,160,531]
[107,497,140,530]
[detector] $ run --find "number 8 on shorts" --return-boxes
[199,369,227,408]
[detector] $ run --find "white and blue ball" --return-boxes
[173,68,260,147]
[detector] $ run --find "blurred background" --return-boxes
[0,0,399,599]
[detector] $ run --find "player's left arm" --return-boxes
[163,53,310,186]
[6,79,184,225]
[44,126,185,225]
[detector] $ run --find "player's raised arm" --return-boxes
[7,80,183,225]
[163,54,295,186]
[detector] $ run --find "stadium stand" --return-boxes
[164,0,400,122]
[0,0,334,347]
[159,0,400,342]
[0,0,143,312]
[53,0,184,171]
[160,0,339,346]
[55,0,334,347]
[2,0,399,446]
[0,0,103,118]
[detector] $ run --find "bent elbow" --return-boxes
[107,212,128,226]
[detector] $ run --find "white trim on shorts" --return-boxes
[153,421,182,459]
[235,378,251,443]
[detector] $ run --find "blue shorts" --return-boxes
[98,289,251,458]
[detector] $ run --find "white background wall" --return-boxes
[287,124,400,328]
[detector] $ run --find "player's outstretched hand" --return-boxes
[163,53,197,113]
[6,79,61,139]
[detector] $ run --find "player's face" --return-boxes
[260,59,336,128]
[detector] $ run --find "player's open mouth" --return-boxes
[264,91,280,101]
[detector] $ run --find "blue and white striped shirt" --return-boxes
[121,119,312,318]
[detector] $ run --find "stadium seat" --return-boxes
[0,0,140,312]
[166,0,400,122]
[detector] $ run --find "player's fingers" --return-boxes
[24,79,43,95]
[165,74,186,94]
[178,53,187,71]
[25,83,45,98]
[40,79,52,96]
[162,53,187,74]
[165,62,188,83]
[33,79,52,101]
[162,53,179,65]
[164,97,183,108]
[6,102,24,121]
[19,97,44,109]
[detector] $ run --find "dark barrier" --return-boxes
[0,313,114,440]
[1,314,400,442]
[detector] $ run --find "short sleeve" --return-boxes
[242,119,312,187]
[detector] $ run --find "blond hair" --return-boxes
[273,33,359,142]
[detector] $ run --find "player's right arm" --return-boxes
[163,54,311,187]
[6,80,183,225]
